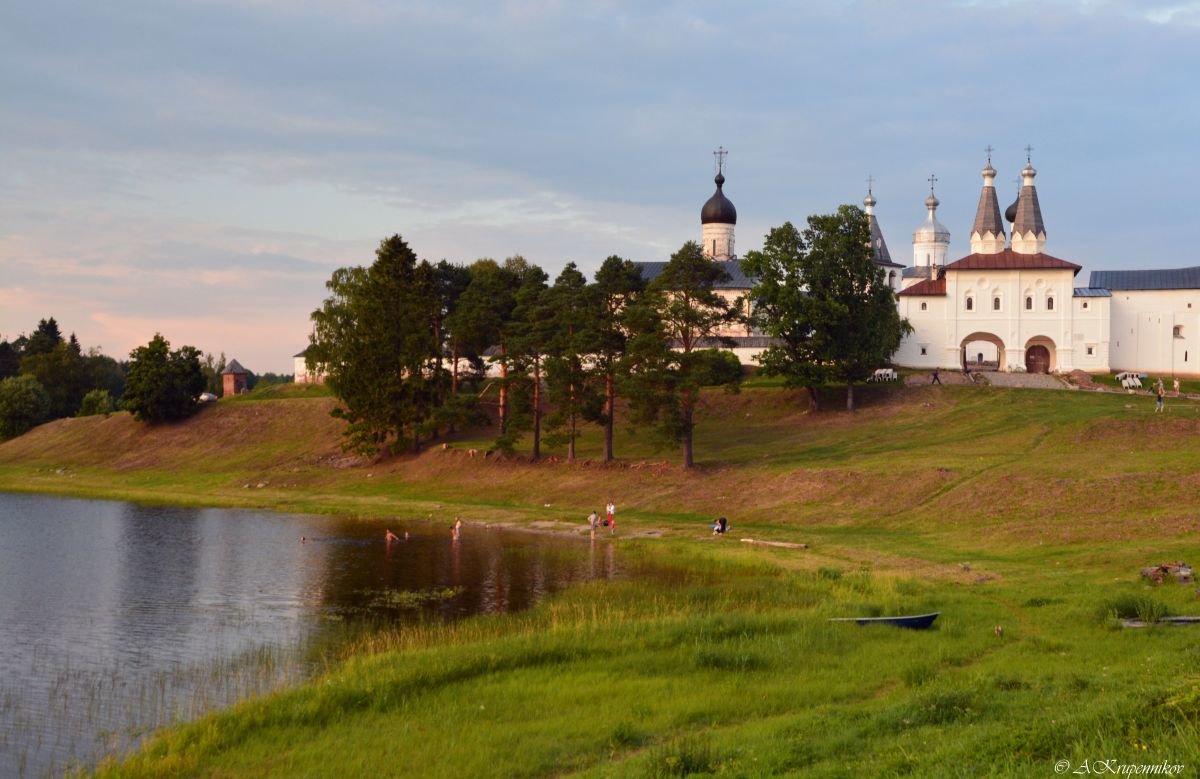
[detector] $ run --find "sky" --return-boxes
[2,0,1199,374]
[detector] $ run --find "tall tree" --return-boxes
[745,208,910,412]
[447,257,525,441]
[122,334,205,423]
[0,340,19,380]
[201,352,227,396]
[741,221,826,411]
[625,241,742,468]
[433,260,473,398]
[24,318,62,357]
[543,263,601,462]
[20,340,88,418]
[309,235,442,455]
[589,256,645,462]
[505,265,551,457]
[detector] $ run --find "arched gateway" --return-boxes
[1024,336,1056,373]
[960,332,1006,372]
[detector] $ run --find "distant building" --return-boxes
[293,348,326,384]
[658,149,1200,377]
[222,359,250,395]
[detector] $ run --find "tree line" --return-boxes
[309,205,908,468]
[0,320,289,439]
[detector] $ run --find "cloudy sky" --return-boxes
[2,1,1198,373]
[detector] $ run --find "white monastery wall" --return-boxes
[894,296,949,368]
[1109,290,1200,377]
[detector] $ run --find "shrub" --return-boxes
[691,349,743,387]
[77,388,116,417]
[0,375,51,439]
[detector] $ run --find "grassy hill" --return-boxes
[6,383,1200,777]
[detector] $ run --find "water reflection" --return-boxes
[0,493,621,778]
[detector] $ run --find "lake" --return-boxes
[0,493,620,777]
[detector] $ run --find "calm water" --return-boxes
[0,493,620,778]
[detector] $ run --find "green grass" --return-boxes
[88,543,1200,777]
[2,381,1197,776]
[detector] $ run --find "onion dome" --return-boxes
[1004,196,1018,224]
[701,172,737,225]
[913,190,950,244]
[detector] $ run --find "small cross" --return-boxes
[1024,144,1034,163]
[866,174,875,194]
[984,144,994,164]
[713,146,728,175]
[928,173,938,193]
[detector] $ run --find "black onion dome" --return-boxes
[700,173,737,224]
[1004,196,1018,224]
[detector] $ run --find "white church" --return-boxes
[670,151,1200,378]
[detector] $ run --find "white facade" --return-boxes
[702,222,735,261]
[1108,291,1200,376]
[896,263,1110,373]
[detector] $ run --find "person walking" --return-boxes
[606,500,616,535]
[931,368,941,385]
[1156,380,1165,413]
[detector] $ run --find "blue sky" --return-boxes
[2,0,1198,373]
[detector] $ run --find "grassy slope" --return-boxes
[5,383,1200,776]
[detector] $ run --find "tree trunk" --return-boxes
[603,371,614,463]
[807,386,820,413]
[567,374,577,463]
[846,382,855,412]
[498,343,507,434]
[682,390,695,468]
[448,343,460,434]
[531,357,541,460]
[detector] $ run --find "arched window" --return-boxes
[920,302,927,311]
[1025,297,1033,310]
[993,297,1001,311]
[1047,297,1055,311]
[888,271,896,287]
[966,297,974,311]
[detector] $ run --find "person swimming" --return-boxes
[385,529,400,544]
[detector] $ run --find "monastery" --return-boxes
[660,150,1200,378]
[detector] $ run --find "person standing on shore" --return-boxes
[587,510,599,538]
[1156,379,1165,413]
[606,500,616,535]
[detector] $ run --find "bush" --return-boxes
[77,389,116,417]
[691,349,743,387]
[0,375,52,439]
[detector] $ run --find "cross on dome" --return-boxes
[713,146,728,176]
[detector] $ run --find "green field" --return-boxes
[4,382,1199,777]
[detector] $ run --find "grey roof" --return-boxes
[867,213,897,266]
[222,358,249,375]
[1089,267,1200,291]
[902,265,934,280]
[971,183,1006,239]
[1012,182,1046,237]
[1073,287,1112,297]
[635,259,756,290]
